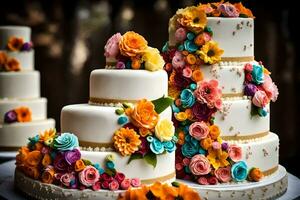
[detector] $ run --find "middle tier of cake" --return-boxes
[61,104,172,147]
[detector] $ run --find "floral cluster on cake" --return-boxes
[3,106,32,123]
[113,97,176,167]
[198,1,254,18]
[0,51,20,71]
[15,129,142,191]
[244,62,279,117]
[118,181,201,200]
[5,36,33,51]
[162,4,263,185]
[104,31,165,71]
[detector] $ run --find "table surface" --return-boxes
[0,160,300,200]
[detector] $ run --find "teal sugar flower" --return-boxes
[150,137,164,154]
[251,64,264,84]
[231,161,248,182]
[163,141,176,153]
[53,132,79,151]
[184,40,198,53]
[180,89,195,108]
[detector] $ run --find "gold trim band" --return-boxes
[89,97,137,105]
[0,146,20,151]
[222,93,245,98]
[141,172,176,184]
[221,131,269,141]
[79,140,114,149]
[221,56,254,62]
[263,166,278,176]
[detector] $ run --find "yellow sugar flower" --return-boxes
[142,47,165,71]
[155,119,175,142]
[113,128,141,156]
[207,148,229,170]
[175,112,187,121]
[168,84,180,99]
[197,41,224,64]
[177,6,207,33]
[39,128,56,143]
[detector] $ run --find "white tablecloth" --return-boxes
[0,160,300,199]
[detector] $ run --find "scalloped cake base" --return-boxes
[14,165,288,200]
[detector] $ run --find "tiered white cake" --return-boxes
[61,70,175,183]
[0,26,55,151]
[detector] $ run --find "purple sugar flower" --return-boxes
[192,102,216,122]
[53,153,69,172]
[4,110,17,123]
[222,142,229,151]
[218,4,239,17]
[21,42,32,51]
[136,137,150,156]
[244,83,258,97]
[116,61,125,69]
[64,148,81,165]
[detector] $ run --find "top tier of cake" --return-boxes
[169,17,254,60]
[89,69,168,104]
[0,26,34,71]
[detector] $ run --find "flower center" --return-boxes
[125,137,131,143]
[22,112,27,117]
[207,49,215,57]
[193,17,200,24]
[205,87,211,94]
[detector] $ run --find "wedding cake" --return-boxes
[0,26,55,152]
[14,31,183,200]
[162,2,287,199]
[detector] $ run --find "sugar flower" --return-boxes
[4,110,17,123]
[248,167,264,182]
[177,6,207,33]
[234,2,254,18]
[252,90,269,108]
[7,36,24,51]
[79,165,100,187]
[142,47,165,71]
[14,107,32,122]
[53,133,79,151]
[119,31,148,57]
[197,41,224,64]
[192,102,216,122]
[231,161,248,182]
[228,144,242,162]
[194,79,222,109]
[129,99,159,130]
[207,148,229,170]
[251,64,264,84]
[172,51,185,70]
[189,121,209,140]
[41,166,55,184]
[150,137,164,154]
[104,33,122,58]
[215,166,232,183]
[180,89,195,108]
[64,148,81,165]
[218,3,239,17]
[262,74,279,102]
[175,27,187,42]
[155,119,175,142]
[189,154,211,175]
[113,128,141,156]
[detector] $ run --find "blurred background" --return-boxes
[0,0,299,178]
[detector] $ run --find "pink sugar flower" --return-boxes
[189,154,211,176]
[189,121,209,140]
[104,33,122,58]
[79,165,100,187]
[215,166,232,183]
[228,144,242,162]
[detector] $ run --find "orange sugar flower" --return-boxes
[139,127,152,137]
[177,6,207,33]
[194,34,206,46]
[15,107,32,122]
[181,50,189,56]
[7,36,24,51]
[186,54,197,65]
[192,69,204,82]
[4,58,21,71]
[185,108,194,120]
[177,183,201,200]
[209,125,220,140]
[113,128,141,156]
[24,165,40,180]
[234,2,254,18]
[200,137,212,150]
[35,142,44,151]
[16,146,30,166]
[42,154,52,167]
[0,51,8,66]
[119,31,148,57]
[75,159,86,172]
[248,168,264,182]
[39,128,56,143]
[168,84,180,99]
[131,57,142,69]
[177,131,185,145]
[118,185,149,200]
[130,99,159,129]
[41,167,55,184]
[25,150,43,167]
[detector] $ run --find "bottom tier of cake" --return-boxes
[14,165,288,200]
[225,132,279,174]
[0,119,55,151]
[80,150,176,184]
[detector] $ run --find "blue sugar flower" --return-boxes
[180,89,195,108]
[231,161,248,182]
[53,132,79,151]
[150,137,164,154]
[251,64,264,84]
[163,141,176,153]
[184,40,198,53]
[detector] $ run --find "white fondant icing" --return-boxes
[0,26,31,49]
[226,132,279,172]
[3,50,34,70]
[14,165,288,200]
[61,104,172,145]
[0,97,47,122]
[216,98,270,137]
[80,150,175,182]
[0,71,40,99]
[207,17,254,58]
[90,69,168,101]
[0,119,55,148]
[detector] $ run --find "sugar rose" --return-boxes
[155,119,175,142]
[104,33,122,58]
[130,99,159,129]
[189,154,211,175]
[79,166,100,187]
[142,47,165,71]
[119,31,148,57]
